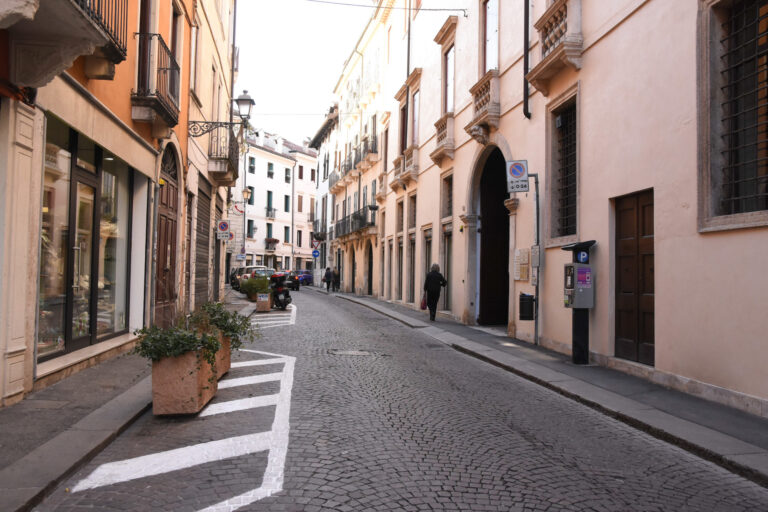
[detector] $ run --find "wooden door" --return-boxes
[155,169,178,328]
[195,177,212,309]
[615,190,655,365]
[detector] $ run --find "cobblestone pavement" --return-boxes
[37,290,768,511]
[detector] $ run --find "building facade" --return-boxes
[0,0,237,405]
[311,0,768,416]
[229,132,317,272]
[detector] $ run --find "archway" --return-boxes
[478,147,509,325]
[366,241,374,295]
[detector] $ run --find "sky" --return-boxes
[234,0,375,145]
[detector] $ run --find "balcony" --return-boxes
[265,206,277,219]
[464,69,500,145]
[526,0,582,96]
[3,0,128,87]
[376,173,387,203]
[312,219,327,241]
[329,170,344,194]
[430,113,455,166]
[390,155,405,192]
[207,126,238,186]
[402,146,419,184]
[131,33,180,131]
[265,238,279,251]
[334,206,377,241]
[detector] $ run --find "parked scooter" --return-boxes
[270,272,292,310]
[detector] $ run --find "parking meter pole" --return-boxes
[562,241,596,365]
[572,246,589,364]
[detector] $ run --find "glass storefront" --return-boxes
[37,114,134,361]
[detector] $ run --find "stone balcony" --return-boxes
[429,112,455,166]
[464,69,500,145]
[401,145,419,184]
[376,173,387,203]
[526,0,582,96]
[389,155,404,192]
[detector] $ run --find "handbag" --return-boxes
[420,295,427,310]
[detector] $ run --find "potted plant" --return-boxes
[133,326,220,415]
[199,302,258,378]
[240,277,262,302]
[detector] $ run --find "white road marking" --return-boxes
[217,373,283,389]
[72,432,272,492]
[199,395,280,417]
[231,359,287,368]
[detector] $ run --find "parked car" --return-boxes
[295,269,313,286]
[230,266,252,290]
[286,271,301,291]
[237,265,267,291]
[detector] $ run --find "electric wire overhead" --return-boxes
[302,0,467,16]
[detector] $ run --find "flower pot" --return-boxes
[151,350,218,415]
[247,292,259,302]
[216,336,231,379]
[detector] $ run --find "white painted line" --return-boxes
[257,324,292,330]
[231,359,287,368]
[199,395,280,417]
[218,373,283,389]
[253,319,293,325]
[241,348,291,358]
[72,432,271,492]
[198,354,295,512]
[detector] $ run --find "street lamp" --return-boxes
[188,90,255,138]
[241,187,252,266]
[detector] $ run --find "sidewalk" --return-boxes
[312,286,768,488]
[0,289,255,512]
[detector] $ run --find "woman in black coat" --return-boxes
[423,263,447,321]
[324,267,333,293]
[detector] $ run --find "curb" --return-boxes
[0,377,152,511]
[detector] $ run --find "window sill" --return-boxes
[699,210,768,233]
[544,233,578,249]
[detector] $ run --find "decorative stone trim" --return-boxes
[464,69,500,143]
[433,15,458,46]
[504,198,520,215]
[429,112,455,165]
[526,0,582,97]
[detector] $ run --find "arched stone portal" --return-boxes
[366,241,374,295]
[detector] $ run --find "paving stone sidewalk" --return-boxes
[311,286,768,488]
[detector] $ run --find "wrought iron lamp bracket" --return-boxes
[188,120,244,137]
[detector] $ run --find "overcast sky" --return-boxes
[234,0,373,145]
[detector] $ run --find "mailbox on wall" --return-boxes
[564,262,594,309]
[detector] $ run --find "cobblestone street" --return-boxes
[36,291,768,511]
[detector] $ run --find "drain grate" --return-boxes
[328,349,385,357]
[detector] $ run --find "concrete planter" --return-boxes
[151,350,218,415]
[216,336,231,379]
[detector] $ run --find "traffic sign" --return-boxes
[236,254,246,261]
[217,220,229,232]
[312,249,320,258]
[506,160,529,193]
[312,239,320,249]
[577,251,589,263]
[228,232,234,241]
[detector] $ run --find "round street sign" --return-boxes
[228,232,234,241]
[218,220,229,232]
[577,251,589,263]
[312,249,320,258]
[508,162,526,179]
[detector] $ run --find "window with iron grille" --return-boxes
[718,0,768,216]
[553,101,577,237]
[248,156,255,173]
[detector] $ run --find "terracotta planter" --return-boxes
[247,292,259,302]
[216,336,231,379]
[151,350,218,415]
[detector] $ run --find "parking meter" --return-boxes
[561,241,596,364]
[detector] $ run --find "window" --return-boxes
[285,168,291,183]
[297,230,303,247]
[423,230,432,279]
[247,186,254,205]
[363,186,368,208]
[444,45,455,113]
[190,21,200,95]
[411,90,420,145]
[397,200,404,232]
[311,168,316,181]
[267,162,274,178]
[284,226,290,243]
[383,129,389,172]
[371,180,376,203]
[248,156,255,173]
[553,101,577,237]
[284,195,290,212]
[267,223,273,238]
[399,103,408,153]
[299,165,304,179]
[482,0,499,73]
[247,219,255,238]
[267,190,273,208]
[714,0,768,218]
[408,195,417,229]
[442,175,453,218]
[298,195,303,212]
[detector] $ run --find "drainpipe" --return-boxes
[354,48,364,212]
[523,0,531,119]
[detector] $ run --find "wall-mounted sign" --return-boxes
[506,160,529,193]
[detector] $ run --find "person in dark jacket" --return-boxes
[324,267,333,293]
[423,263,447,321]
[332,268,340,292]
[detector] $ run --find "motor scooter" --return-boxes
[270,273,292,310]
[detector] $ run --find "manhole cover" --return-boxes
[328,349,381,357]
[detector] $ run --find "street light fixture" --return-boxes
[188,90,255,137]
[241,187,252,266]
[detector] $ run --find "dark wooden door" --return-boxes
[615,190,655,365]
[195,177,212,309]
[155,171,178,328]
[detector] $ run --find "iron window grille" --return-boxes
[554,102,577,237]
[719,0,768,215]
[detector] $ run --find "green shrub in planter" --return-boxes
[240,277,268,299]
[200,302,259,350]
[133,326,220,370]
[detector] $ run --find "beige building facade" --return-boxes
[312,0,768,416]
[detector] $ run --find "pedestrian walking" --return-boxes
[324,267,333,293]
[332,267,340,292]
[423,263,447,322]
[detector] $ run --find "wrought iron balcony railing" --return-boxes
[208,126,238,178]
[334,207,377,239]
[132,33,180,126]
[76,0,128,61]
[265,206,277,218]
[265,237,279,251]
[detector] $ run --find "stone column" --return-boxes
[504,198,519,338]
[459,214,478,325]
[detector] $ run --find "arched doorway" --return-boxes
[478,147,509,325]
[366,242,374,295]
[350,247,356,293]
[155,145,179,327]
